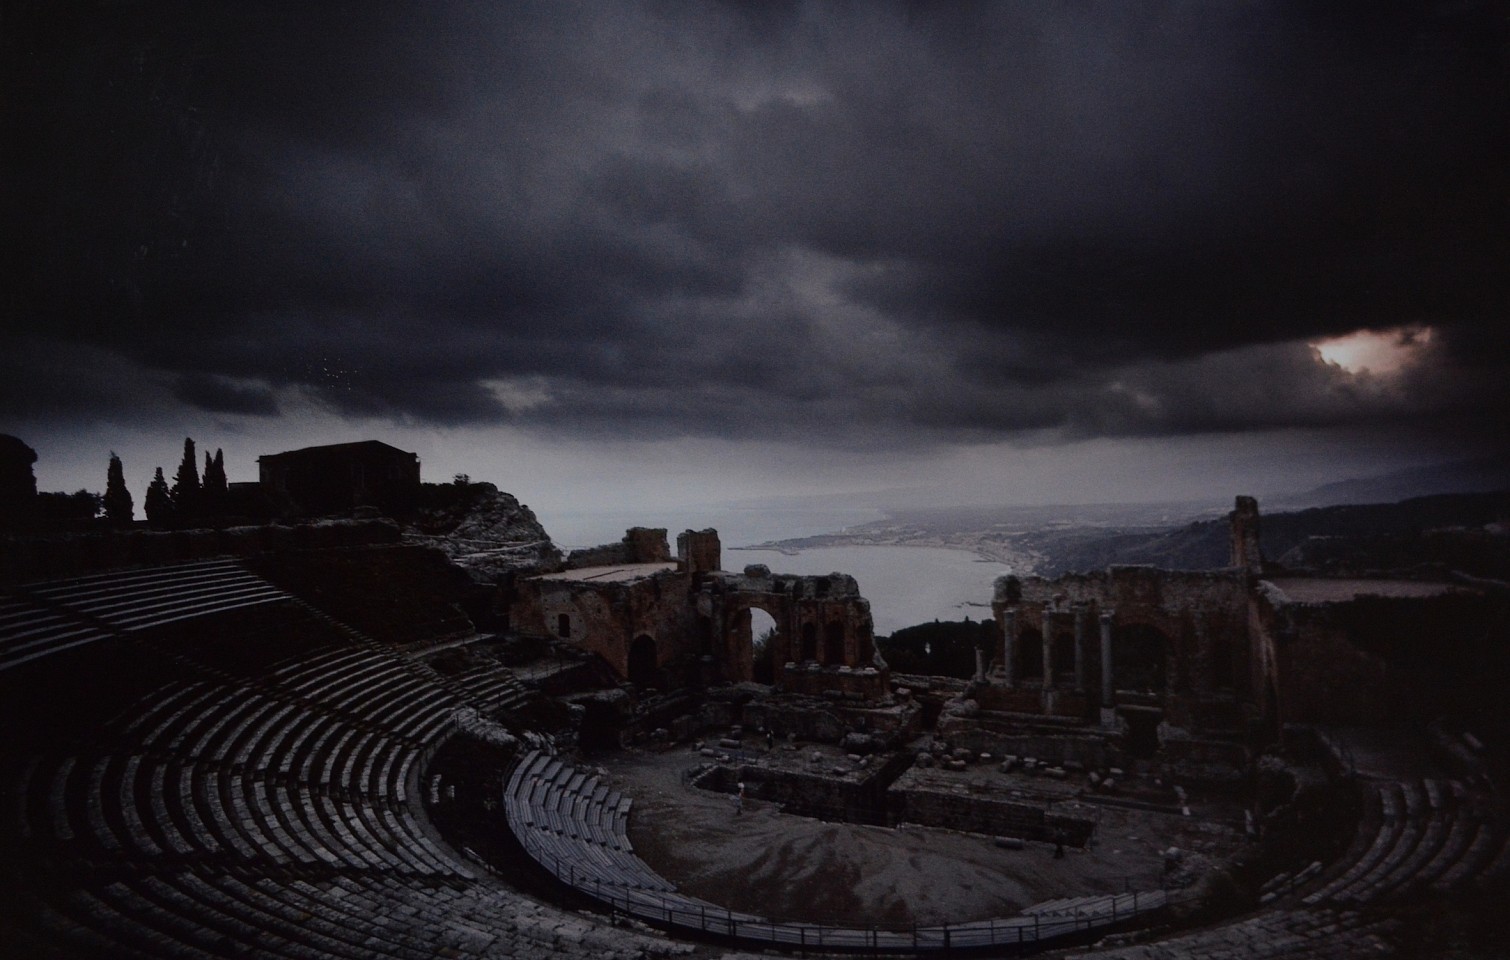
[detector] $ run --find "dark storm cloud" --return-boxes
[172,374,279,417]
[4,1,1507,444]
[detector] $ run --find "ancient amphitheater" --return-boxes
[2,510,1507,959]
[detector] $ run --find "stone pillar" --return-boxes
[974,645,986,682]
[1073,606,1087,693]
[1041,604,1054,689]
[1192,614,1209,692]
[1002,608,1017,686]
[1099,613,1114,704]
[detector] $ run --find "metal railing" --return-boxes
[503,758,1173,954]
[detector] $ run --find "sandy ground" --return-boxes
[597,746,1242,929]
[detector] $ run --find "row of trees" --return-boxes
[876,618,1001,679]
[94,438,228,526]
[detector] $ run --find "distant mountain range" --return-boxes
[1265,456,1510,511]
[1028,490,1509,578]
[741,456,1510,579]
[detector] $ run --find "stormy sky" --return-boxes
[4,2,1507,539]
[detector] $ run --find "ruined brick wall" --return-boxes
[511,571,697,685]
[564,527,671,568]
[675,528,721,575]
[1258,589,1505,728]
[698,567,877,683]
[780,663,889,700]
[1230,495,1263,574]
[991,566,1254,733]
[1275,616,1391,724]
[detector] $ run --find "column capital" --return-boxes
[1099,610,1115,625]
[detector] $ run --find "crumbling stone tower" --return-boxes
[677,528,721,577]
[1229,495,1263,576]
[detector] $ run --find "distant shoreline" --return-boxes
[729,536,1027,569]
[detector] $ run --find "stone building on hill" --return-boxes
[258,440,421,518]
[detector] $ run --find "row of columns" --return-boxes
[996,604,1115,703]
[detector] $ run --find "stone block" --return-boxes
[995,836,1026,850]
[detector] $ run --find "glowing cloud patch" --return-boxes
[1312,325,1434,375]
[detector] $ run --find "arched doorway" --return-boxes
[628,634,657,689]
[800,622,818,661]
[824,621,845,665]
[749,608,778,684]
[1052,631,1076,684]
[1113,623,1168,693]
[1016,626,1044,680]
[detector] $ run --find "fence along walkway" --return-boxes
[502,749,1169,953]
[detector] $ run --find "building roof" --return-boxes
[258,440,417,463]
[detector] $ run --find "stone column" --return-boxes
[1073,606,1087,693]
[1041,604,1054,688]
[1002,608,1017,686]
[1099,612,1114,704]
[974,645,986,682]
[1192,614,1209,692]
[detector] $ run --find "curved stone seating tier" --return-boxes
[0,596,110,672]
[1299,777,1503,908]
[502,749,1170,953]
[0,552,708,960]
[21,558,290,634]
[1064,905,1402,959]
[1,560,300,676]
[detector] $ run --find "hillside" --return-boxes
[405,481,562,582]
[1030,491,1510,578]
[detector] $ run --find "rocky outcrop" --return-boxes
[405,482,562,583]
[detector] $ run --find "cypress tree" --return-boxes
[171,437,201,516]
[103,452,134,525]
[145,467,174,525]
[202,448,228,515]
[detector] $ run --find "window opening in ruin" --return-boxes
[749,608,778,684]
[1210,631,1234,690]
[628,634,657,689]
[800,622,818,661]
[1113,623,1168,693]
[698,615,714,656]
[1016,626,1044,679]
[824,621,845,664]
[1122,706,1162,758]
[1052,632,1076,684]
[557,613,571,638]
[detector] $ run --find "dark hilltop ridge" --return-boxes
[1026,491,1510,579]
[1,434,1508,959]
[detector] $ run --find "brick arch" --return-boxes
[722,598,790,682]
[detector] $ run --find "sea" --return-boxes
[541,503,1012,636]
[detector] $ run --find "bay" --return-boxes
[728,545,1011,637]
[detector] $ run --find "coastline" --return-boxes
[730,534,1035,571]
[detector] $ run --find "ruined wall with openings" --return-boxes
[511,570,700,689]
[695,563,878,685]
[991,565,1255,733]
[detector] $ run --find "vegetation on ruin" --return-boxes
[878,618,1000,678]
